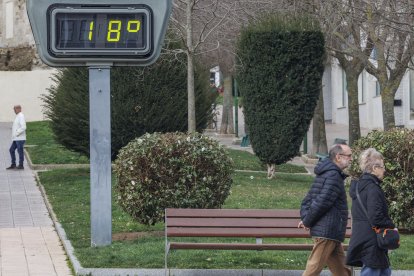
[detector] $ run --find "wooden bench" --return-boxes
[165,208,352,269]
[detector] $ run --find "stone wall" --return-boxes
[0,0,46,70]
[0,0,34,47]
[0,46,34,70]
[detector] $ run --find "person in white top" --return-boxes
[7,105,27,170]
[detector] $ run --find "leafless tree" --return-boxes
[169,0,235,132]
[363,0,414,130]
[169,0,297,133]
[306,0,414,134]
[302,0,373,145]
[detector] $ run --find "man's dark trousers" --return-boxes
[9,140,25,166]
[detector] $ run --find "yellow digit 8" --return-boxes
[107,20,122,42]
[127,20,141,32]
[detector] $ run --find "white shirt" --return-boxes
[12,112,26,141]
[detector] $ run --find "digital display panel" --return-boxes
[48,6,152,57]
[55,13,146,49]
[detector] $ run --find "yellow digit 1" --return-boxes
[88,21,94,41]
[127,20,141,32]
[107,20,121,42]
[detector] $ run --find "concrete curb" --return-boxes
[25,148,90,170]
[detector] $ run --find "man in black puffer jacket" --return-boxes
[299,144,352,276]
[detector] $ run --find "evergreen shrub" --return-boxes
[42,49,215,160]
[236,15,325,172]
[349,129,414,230]
[113,132,234,225]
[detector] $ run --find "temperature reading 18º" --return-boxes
[48,5,152,57]
[55,13,145,49]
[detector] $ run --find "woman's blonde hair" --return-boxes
[359,148,384,173]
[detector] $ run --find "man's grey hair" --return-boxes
[359,148,384,173]
[329,144,345,161]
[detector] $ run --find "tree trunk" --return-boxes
[220,76,234,134]
[187,52,196,132]
[186,0,196,132]
[346,72,361,146]
[381,88,396,130]
[267,163,275,179]
[311,88,328,155]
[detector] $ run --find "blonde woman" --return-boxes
[346,148,395,276]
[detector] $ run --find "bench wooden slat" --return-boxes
[167,217,352,229]
[168,217,305,228]
[166,208,300,218]
[169,242,350,251]
[167,227,352,238]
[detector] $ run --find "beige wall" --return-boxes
[0,69,56,122]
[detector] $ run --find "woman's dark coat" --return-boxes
[346,173,395,268]
[300,158,349,242]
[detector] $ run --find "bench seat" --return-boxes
[165,208,351,268]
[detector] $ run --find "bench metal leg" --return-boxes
[165,218,169,276]
[165,242,170,276]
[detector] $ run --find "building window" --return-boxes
[358,72,365,103]
[5,1,14,39]
[375,80,381,97]
[410,70,414,120]
[341,69,347,107]
[371,47,377,60]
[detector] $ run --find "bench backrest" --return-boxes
[165,208,352,238]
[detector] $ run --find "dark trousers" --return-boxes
[9,140,25,166]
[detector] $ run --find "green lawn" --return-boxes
[29,120,413,270]
[26,121,307,174]
[26,121,89,164]
[37,169,414,269]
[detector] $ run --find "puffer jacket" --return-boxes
[346,173,395,268]
[300,158,349,242]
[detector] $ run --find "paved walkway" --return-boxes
[0,122,72,276]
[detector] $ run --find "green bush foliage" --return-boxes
[42,48,215,160]
[236,15,325,166]
[114,132,234,225]
[348,129,414,230]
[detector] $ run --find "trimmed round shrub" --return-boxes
[349,128,414,230]
[114,132,234,225]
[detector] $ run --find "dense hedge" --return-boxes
[42,48,215,160]
[114,132,234,225]
[349,129,414,230]
[236,15,325,168]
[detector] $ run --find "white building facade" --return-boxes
[324,60,414,130]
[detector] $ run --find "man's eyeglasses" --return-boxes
[339,153,352,157]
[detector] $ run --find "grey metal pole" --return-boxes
[233,77,239,138]
[89,66,112,246]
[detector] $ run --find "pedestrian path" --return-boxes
[0,122,72,276]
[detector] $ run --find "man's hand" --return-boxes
[298,220,309,231]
